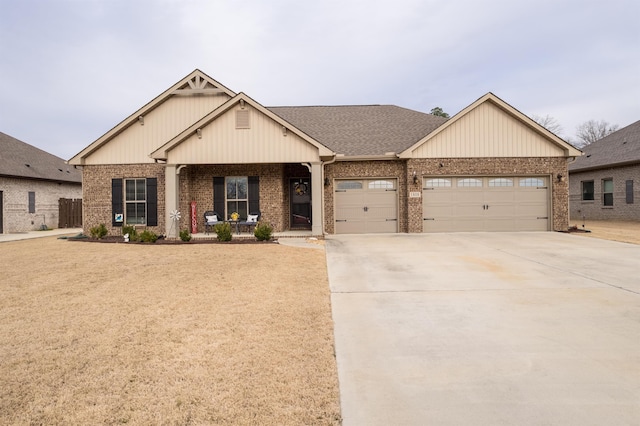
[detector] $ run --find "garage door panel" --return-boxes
[423,176,549,232]
[334,180,397,234]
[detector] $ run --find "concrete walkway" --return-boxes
[0,228,82,243]
[326,232,640,425]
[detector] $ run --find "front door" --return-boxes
[290,178,311,229]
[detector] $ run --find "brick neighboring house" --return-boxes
[0,132,82,233]
[68,69,581,237]
[569,120,640,221]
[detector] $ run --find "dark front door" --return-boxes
[290,178,311,229]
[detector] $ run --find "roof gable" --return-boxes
[68,69,236,165]
[151,93,334,163]
[0,132,81,183]
[569,119,640,172]
[399,93,582,158]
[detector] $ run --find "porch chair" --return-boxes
[203,211,221,234]
[238,211,261,234]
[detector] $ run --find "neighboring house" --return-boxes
[0,132,82,233]
[68,69,581,237]
[569,120,640,221]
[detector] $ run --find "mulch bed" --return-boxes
[67,235,276,244]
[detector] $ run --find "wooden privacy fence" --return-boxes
[58,198,82,228]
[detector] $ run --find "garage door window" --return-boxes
[458,178,482,187]
[520,178,544,187]
[336,180,363,190]
[368,180,394,189]
[425,178,451,188]
[489,178,513,187]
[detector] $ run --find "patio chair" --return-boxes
[238,211,261,233]
[203,211,221,234]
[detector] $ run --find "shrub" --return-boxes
[254,221,273,241]
[214,222,232,242]
[89,223,108,239]
[139,230,158,243]
[122,225,139,242]
[179,229,192,242]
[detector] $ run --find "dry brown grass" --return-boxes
[0,237,341,425]
[569,219,640,245]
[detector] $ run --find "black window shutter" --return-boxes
[28,191,35,213]
[626,180,634,204]
[146,178,158,226]
[248,176,260,213]
[213,177,225,217]
[112,179,123,227]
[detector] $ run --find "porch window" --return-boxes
[125,178,146,224]
[581,181,594,201]
[226,176,248,219]
[602,179,613,206]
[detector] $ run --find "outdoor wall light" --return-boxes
[557,173,564,182]
[412,171,419,184]
[324,177,330,187]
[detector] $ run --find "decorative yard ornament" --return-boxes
[168,210,181,238]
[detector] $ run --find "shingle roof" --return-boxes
[268,105,448,156]
[0,132,82,183]
[569,120,640,172]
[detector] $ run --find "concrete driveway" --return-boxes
[326,232,640,426]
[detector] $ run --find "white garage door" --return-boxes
[423,176,549,232]
[335,179,398,234]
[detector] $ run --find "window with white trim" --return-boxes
[602,179,613,206]
[125,179,146,224]
[226,176,248,219]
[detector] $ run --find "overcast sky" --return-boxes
[1,0,638,160]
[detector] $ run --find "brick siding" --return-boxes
[569,164,640,221]
[0,176,82,233]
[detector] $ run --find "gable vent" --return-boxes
[236,109,250,129]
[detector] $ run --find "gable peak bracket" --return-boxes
[138,115,144,125]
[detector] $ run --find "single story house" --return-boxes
[569,119,640,221]
[1,132,82,233]
[68,69,581,237]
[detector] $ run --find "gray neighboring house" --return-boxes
[569,120,640,221]
[0,132,82,233]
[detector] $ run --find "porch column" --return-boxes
[311,162,323,235]
[164,164,179,239]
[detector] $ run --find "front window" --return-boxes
[125,179,146,224]
[602,179,613,206]
[581,181,594,201]
[226,176,248,219]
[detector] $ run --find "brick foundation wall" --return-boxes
[569,164,640,221]
[82,164,166,236]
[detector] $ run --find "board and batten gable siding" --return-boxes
[165,104,322,164]
[410,102,567,158]
[84,94,232,165]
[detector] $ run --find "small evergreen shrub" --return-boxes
[90,223,108,239]
[214,222,232,242]
[254,221,273,241]
[179,229,192,242]
[139,230,158,243]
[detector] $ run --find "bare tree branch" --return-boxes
[532,114,563,135]
[575,119,619,148]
